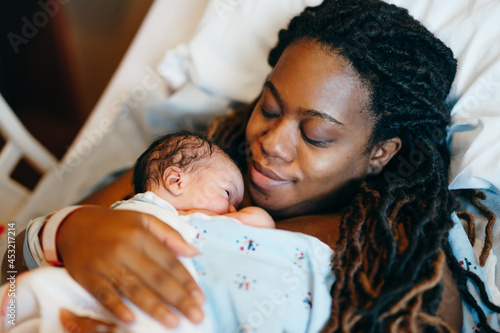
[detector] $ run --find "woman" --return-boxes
[13,0,498,331]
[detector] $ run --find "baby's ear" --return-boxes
[163,166,186,196]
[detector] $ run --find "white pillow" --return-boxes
[158,0,322,102]
[158,0,500,194]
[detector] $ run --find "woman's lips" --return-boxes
[250,161,294,191]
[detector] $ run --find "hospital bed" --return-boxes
[1,0,500,311]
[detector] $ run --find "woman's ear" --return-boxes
[162,167,186,196]
[367,137,402,175]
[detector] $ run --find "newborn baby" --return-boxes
[129,132,275,228]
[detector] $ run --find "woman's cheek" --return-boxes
[302,151,344,188]
[247,105,270,140]
[245,113,257,143]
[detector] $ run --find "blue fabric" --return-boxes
[449,212,500,332]
[185,215,335,332]
[23,220,40,270]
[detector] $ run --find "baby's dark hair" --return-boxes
[133,132,220,193]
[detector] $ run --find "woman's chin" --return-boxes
[249,184,284,212]
[248,185,302,218]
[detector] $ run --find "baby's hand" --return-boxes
[178,209,219,216]
[225,206,275,229]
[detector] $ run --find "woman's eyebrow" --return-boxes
[264,81,345,128]
[303,109,345,129]
[264,81,286,109]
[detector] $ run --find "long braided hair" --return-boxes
[208,0,498,331]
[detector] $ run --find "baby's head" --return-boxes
[134,132,244,214]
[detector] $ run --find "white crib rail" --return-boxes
[0,94,58,222]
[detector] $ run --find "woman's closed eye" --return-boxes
[261,106,280,119]
[301,132,332,147]
[300,120,337,148]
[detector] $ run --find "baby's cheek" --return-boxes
[201,196,229,215]
[193,182,220,209]
[192,192,210,209]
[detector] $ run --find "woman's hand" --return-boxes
[60,309,117,333]
[57,206,205,328]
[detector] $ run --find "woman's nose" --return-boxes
[260,120,296,162]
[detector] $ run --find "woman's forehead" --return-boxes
[267,41,373,129]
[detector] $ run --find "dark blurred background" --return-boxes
[0,0,154,189]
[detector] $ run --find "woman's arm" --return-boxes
[78,168,135,206]
[2,168,136,282]
[437,259,463,332]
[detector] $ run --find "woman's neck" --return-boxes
[241,172,342,247]
[275,213,342,248]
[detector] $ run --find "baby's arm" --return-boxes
[179,207,275,228]
[178,209,218,216]
[224,207,275,229]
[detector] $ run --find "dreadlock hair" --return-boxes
[133,131,220,193]
[453,189,497,267]
[209,0,499,331]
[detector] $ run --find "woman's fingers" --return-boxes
[85,236,203,328]
[111,267,180,328]
[57,207,205,328]
[80,274,134,324]
[121,250,204,324]
[60,309,117,333]
[137,223,205,304]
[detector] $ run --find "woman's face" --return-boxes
[246,41,377,217]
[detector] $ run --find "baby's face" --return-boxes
[189,153,244,214]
